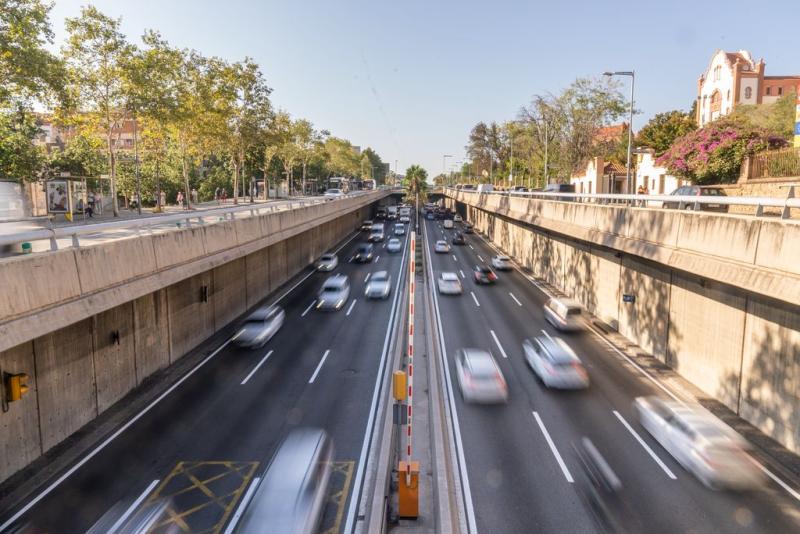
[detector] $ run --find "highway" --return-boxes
[0,226,409,533]
[423,215,800,534]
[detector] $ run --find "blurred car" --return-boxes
[87,497,176,534]
[238,428,334,534]
[434,240,450,253]
[234,306,285,348]
[634,396,765,490]
[491,255,513,271]
[368,226,385,242]
[453,214,463,223]
[462,222,474,234]
[360,220,373,232]
[324,188,344,200]
[425,211,435,220]
[522,336,589,389]
[455,348,508,404]
[386,238,402,253]
[316,253,338,272]
[543,297,585,332]
[365,270,392,299]
[353,243,374,263]
[443,219,454,229]
[511,186,529,192]
[437,272,463,295]
[663,185,729,212]
[394,223,406,236]
[473,265,497,284]
[399,214,410,224]
[451,232,465,245]
[316,274,350,310]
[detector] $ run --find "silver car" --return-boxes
[543,297,585,332]
[434,240,450,253]
[437,272,462,295]
[237,428,334,534]
[455,348,508,404]
[316,274,350,311]
[491,255,513,271]
[522,336,589,389]
[386,238,402,253]
[233,306,285,348]
[316,253,338,272]
[365,270,392,299]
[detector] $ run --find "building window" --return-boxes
[713,65,722,81]
[778,87,783,96]
[766,87,771,95]
[744,86,752,99]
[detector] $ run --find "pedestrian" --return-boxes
[160,190,166,208]
[95,191,103,215]
[176,191,184,208]
[191,188,198,205]
[221,189,228,204]
[214,187,220,205]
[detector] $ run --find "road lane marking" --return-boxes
[613,411,677,479]
[223,477,261,534]
[452,254,457,261]
[532,411,574,483]
[108,479,160,534]
[365,273,371,283]
[541,329,554,342]
[490,330,508,358]
[468,244,474,250]
[375,255,380,262]
[459,270,465,279]
[309,349,331,383]
[509,292,522,306]
[477,254,484,262]
[346,299,357,316]
[470,291,480,307]
[240,350,274,385]
[301,301,316,317]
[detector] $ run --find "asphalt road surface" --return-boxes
[423,215,800,534]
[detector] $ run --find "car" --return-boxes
[511,186,529,192]
[233,305,285,348]
[453,214,462,223]
[455,348,508,403]
[451,232,465,245]
[365,270,392,299]
[237,428,334,534]
[491,255,513,270]
[476,184,494,193]
[443,219,454,229]
[316,253,338,272]
[394,223,405,236]
[353,243,374,263]
[387,238,402,253]
[368,227,385,242]
[425,211,435,220]
[434,240,450,253]
[543,297,585,331]
[324,188,345,200]
[543,183,576,194]
[462,222,474,234]
[634,397,765,490]
[376,208,387,219]
[360,220,373,232]
[522,336,589,389]
[663,185,729,212]
[473,265,496,284]
[437,272,463,295]
[399,215,410,224]
[316,274,350,310]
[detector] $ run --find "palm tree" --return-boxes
[403,164,429,202]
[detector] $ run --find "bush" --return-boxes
[657,117,788,184]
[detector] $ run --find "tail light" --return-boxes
[496,372,507,390]
[573,362,588,378]
[489,273,497,281]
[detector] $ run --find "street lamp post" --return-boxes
[443,154,452,187]
[604,70,635,195]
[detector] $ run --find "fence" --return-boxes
[749,147,800,179]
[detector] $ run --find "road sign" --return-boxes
[622,294,635,303]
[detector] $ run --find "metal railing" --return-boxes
[750,147,800,179]
[0,191,377,251]
[445,186,800,220]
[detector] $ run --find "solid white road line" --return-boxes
[346,299,358,316]
[452,254,458,261]
[541,329,554,342]
[108,479,160,534]
[240,350,274,385]
[490,330,508,358]
[613,411,677,479]
[532,411,574,483]
[301,301,316,317]
[223,476,261,534]
[459,270,465,279]
[468,244,474,250]
[509,292,522,306]
[470,291,480,307]
[309,350,331,384]
[375,255,380,262]
[477,255,484,263]
[365,273,371,283]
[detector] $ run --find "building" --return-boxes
[634,150,689,200]
[570,156,628,194]
[33,114,138,151]
[696,49,800,127]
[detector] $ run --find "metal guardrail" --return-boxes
[0,191,377,251]
[445,186,799,220]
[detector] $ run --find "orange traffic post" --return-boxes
[393,370,407,401]
[397,460,419,519]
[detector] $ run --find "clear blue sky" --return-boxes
[50,0,799,176]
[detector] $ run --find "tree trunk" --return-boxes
[302,161,307,196]
[181,147,191,210]
[232,157,239,205]
[107,130,119,217]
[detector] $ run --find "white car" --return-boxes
[399,215,410,224]
[316,274,350,311]
[453,214,463,223]
[543,297,585,332]
[434,240,450,253]
[491,255,513,271]
[443,219,454,229]
[324,188,344,200]
[387,238,402,253]
[316,253,338,272]
[634,396,765,490]
[455,349,508,404]
[394,223,405,236]
[234,306,285,348]
[437,272,462,295]
[365,271,392,299]
[522,336,588,389]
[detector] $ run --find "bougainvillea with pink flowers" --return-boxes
[656,117,788,184]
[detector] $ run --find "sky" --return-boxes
[48,0,799,176]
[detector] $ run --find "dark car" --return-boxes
[353,243,374,263]
[426,211,435,220]
[542,183,575,201]
[510,186,529,192]
[663,185,729,212]
[452,232,466,245]
[463,222,474,234]
[473,265,497,284]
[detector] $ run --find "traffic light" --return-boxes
[4,373,30,402]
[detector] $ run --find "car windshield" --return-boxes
[468,356,496,377]
[442,273,458,281]
[320,255,334,261]
[373,272,388,281]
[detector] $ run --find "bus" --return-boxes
[363,179,376,191]
[327,177,350,193]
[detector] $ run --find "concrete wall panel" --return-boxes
[93,303,136,413]
[212,258,247,331]
[0,251,81,320]
[268,241,289,293]
[245,249,270,309]
[167,272,213,359]
[0,342,41,483]
[133,290,171,378]
[74,237,157,294]
[203,221,238,256]
[618,256,670,361]
[754,221,800,275]
[152,227,206,270]
[676,213,759,264]
[591,247,621,327]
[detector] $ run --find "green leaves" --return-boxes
[636,111,697,156]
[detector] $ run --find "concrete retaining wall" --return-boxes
[0,204,372,483]
[455,194,800,454]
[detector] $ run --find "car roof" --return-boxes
[436,240,447,245]
[536,337,579,363]
[441,272,459,281]
[246,305,280,321]
[323,275,348,288]
[372,270,389,279]
[389,238,400,243]
[475,265,492,272]
[462,349,497,375]
[320,253,335,259]
[495,255,510,260]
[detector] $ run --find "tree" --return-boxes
[273,111,300,194]
[403,164,428,201]
[636,110,697,156]
[657,117,788,184]
[360,147,386,184]
[324,137,360,178]
[0,109,46,181]
[730,90,797,140]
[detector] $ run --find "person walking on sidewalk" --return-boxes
[176,191,184,208]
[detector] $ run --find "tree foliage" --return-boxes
[635,110,697,156]
[729,90,796,140]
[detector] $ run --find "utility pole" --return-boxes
[604,70,635,194]
[133,117,141,215]
[543,119,549,186]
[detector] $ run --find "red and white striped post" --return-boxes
[406,231,415,484]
